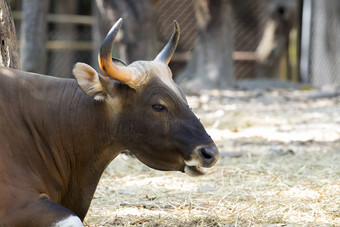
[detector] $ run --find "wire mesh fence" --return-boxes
[307,0,340,87]
[155,0,197,53]
[231,0,270,79]
[13,12,93,78]
[11,0,339,86]
[12,0,272,80]
[156,0,271,80]
[46,24,92,77]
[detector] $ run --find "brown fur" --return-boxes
[0,61,218,226]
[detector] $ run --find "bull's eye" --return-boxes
[152,104,168,112]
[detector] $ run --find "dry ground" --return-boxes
[84,81,340,226]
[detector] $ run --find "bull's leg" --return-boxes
[1,198,83,227]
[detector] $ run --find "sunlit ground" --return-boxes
[84,87,340,226]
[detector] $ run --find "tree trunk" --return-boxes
[0,0,19,69]
[176,0,234,91]
[92,0,158,70]
[20,0,50,74]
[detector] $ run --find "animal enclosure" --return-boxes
[84,84,340,226]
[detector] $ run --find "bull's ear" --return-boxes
[73,63,108,101]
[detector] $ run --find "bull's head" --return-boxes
[73,19,218,176]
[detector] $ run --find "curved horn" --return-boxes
[155,20,180,65]
[98,18,135,85]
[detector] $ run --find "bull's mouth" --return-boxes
[181,146,219,177]
[183,165,208,177]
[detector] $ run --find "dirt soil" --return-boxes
[84,81,340,226]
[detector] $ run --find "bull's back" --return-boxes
[0,67,70,208]
[0,67,46,150]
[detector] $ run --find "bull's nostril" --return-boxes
[195,146,219,167]
[198,147,214,160]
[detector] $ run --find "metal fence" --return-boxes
[13,11,93,78]
[46,24,92,77]
[156,0,270,80]
[12,0,340,86]
[13,0,271,79]
[304,0,340,87]
[231,0,269,79]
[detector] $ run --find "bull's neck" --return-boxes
[59,80,123,218]
[19,75,122,219]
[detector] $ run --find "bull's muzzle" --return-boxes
[184,145,219,177]
[197,146,219,167]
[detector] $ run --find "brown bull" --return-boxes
[0,19,218,226]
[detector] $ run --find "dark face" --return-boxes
[73,20,218,176]
[114,62,219,176]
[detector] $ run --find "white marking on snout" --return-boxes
[53,215,83,227]
[184,160,202,166]
[184,166,208,177]
[184,145,209,167]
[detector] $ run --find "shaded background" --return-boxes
[1,1,340,225]
[7,0,340,89]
